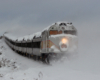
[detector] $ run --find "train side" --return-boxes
[4,36,42,54]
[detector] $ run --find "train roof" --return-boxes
[42,21,74,31]
[4,31,42,42]
[4,21,76,42]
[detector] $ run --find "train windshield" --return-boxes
[64,30,77,35]
[49,30,62,35]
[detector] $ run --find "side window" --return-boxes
[27,42,32,48]
[22,43,26,47]
[32,42,40,48]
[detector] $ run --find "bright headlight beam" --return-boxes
[62,38,68,44]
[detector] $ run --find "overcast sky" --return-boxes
[0,0,100,36]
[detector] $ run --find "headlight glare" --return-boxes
[61,38,68,44]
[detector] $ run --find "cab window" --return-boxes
[64,30,77,35]
[49,30,62,35]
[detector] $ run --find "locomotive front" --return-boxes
[41,22,78,55]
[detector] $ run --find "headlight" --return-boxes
[61,38,68,44]
[59,38,69,52]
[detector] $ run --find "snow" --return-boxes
[34,32,41,38]
[42,21,72,31]
[50,34,77,38]
[4,31,42,42]
[17,37,24,41]
[1,31,100,80]
[1,21,100,80]
[28,34,34,40]
[50,45,60,53]
[23,35,29,41]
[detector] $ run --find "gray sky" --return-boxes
[0,0,100,36]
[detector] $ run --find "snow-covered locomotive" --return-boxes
[4,21,78,63]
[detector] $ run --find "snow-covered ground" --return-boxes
[0,24,100,80]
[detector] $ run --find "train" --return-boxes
[4,21,78,64]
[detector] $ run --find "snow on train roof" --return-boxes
[23,32,41,41]
[17,32,41,41]
[4,31,42,41]
[42,21,73,31]
[4,21,73,41]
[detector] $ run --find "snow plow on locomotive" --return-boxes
[4,21,78,64]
